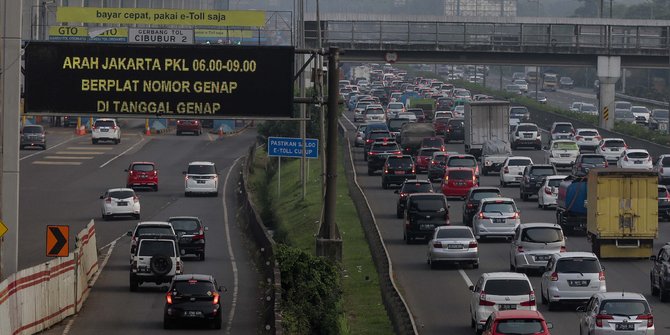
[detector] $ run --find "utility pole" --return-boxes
[297,0,307,199]
[316,0,326,198]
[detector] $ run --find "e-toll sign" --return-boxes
[24,42,294,118]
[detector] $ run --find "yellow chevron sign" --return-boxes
[603,106,609,121]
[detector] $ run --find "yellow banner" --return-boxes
[195,29,253,38]
[56,7,265,27]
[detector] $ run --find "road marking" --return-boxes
[343,114,356,129]
[459,269,474,288]
[32,161,82,165]
[207,132,214,141]
[55,151,104,155]
[67,146,113,150]
[99,137,146,168]
[44,156,95,160]
[20,135,79,161]
[222,157,242,335]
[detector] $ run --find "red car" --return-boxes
[176,119,202,135]
[433,117,450,135]
[441,167,477,198]
[482,310,553,335]
[415,148,441,173]
[125,162,159,191]
[421,137,446,152]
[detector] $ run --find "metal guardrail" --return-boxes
[615,92,670,108]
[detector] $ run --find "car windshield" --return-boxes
[169,219,200,233]
[555,258,601,273]
[188,164,216,174]
[631,107,649,113]
[581,105,596,112]
[172,281,216,296]
[553,124,573,133]
[420,148,440,157]
[411,198,446,212]
[448,157,476,167]
[508,159,532,166]
[132,164,155,172]
[553,142,578,150]
[659,188,668,198]
[578,130,598,137]
[482,202,516,213]
[388,158,413,169]
[531,168,555,176]
[522,227,563,243]
[138,240,175,257]
[582,156,606,164]
[401,183,432,193]
[653,110,669,118]
[422,139,443,148]
[616,110,634,118]
[449,170,473,179]
[661,157,670,166]
[547,178,564,187]
[357,102,371,109]
[495,319,544,334]
[627,152,649,159]
[23,126,43,133]
[388,103,403,109]
[483,279,531,295]
[510,107,528,114]
[95,120,115,127]
[109,190,134,199]
[517,125,537,131]
[370,132,391,140]
[616,102,632,109]
[436,228,472,239]
[449,120,464,128]
[599,300,649,316]
[472,191,500,201]
[605,140,625,148]
[136,226,173,236]
[434,118,449,125]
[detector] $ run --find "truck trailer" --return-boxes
[464,100,510,158]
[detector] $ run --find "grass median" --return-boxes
[248,145,394,335]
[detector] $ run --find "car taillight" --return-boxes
[604,161,608,167]
[467,242,478,249]
[575,136,583,140]
[478,212,487,219]
[444,175,449,182]
[504,166,509,173]
[550,272,558,281]
[105,197,112,204]
[193,229,205,241]
[637,314,653,327]
[368,151,375,156]
[166,292,173,304]
[113,126,118,130]
[599,271,605,281]
[212,292,220,305]
[133,196,139,203]
[366,139,373,143]
[625,144,629,149]
[433,241,443,248]
[411,167,415,174]
[544,186,552,195]
[176,260,182,273]
[512,212,520,219]
[393,151,402,155]
[596,135,602,140]
[479,292,495,306]
[560,246,566,252]
[519,291,535,306]
[595,314,613,327]
[384,167,389,174]
[517,245,524,253]
[624,156,629,162]
[600,145,606,151]
[466,203,474,209]
[131,259,137,269]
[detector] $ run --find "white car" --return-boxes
[540,252,606,310]
[472,197,520,239]
[426,226,478,269]
[509,222,566,273]
[596,138,627,163]
[510,123,541,150]
[184,161,219,197]
[469,272,536,331]
[574,128,602,151]
[513,79,528,92]
[578,292,654,335]
[452,105,465,118]
[537,175,568,209]
[549,122,575,140]
[630,105,651,123]
[396,112,417,122]
[617,149,653,169]
[364,107,386,123]
[434,111,454,119]
[91,118,121,144]
[100,188,140,220]
[386,102,405,118]
[569,102,584,112]
[545,140,579,169]
[499,156,533,187]
[354,124,366,147]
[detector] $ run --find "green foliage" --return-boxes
[276,244,342,335]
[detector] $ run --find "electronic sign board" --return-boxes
[24,42,294,118]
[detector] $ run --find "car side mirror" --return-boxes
[543,146,548,150]
[518,172,523,175]
[126,231,132,236]
[124,169,128,172]
[650,255,657,261]
[469,285,474,291]
[394,190,399,194]
[99,195,104,199]
[204,226,209,231]
[546,322,553,329]
[576,305,586,312]
[182,171,187,175]
[219,285,228,292]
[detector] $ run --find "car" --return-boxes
[510,123,541,150]
[168,216,207,261]
[386,102,405,118]
[354,124,366,147]
[444,118,465,143]
[512,72,525,80]
[62,116,78,127]
[433,117,450,135]
[559,76,574,89]
[654,154,670,185]
[572,154,608,177]
[578,103,598,116]
[648,108,669,131]
[577,292,653,335]
[364,105,387,123]
[176,119,202,135]
[574,128,602,151]
[441,167,478,199]
[183,161,219,197]
[367,141,402,175]
[526,91,547,104]
[125,161,159,191]
[472,197,520,240]
[509,222,566,273]
[452,105,465,118]
[91,118,121,144]
[446,154,480,179]
[20,124,47,150]
[649,242,670,300]
[505,84,523,95]
[540,252,606,309]
[469,272,536,332]
[499,156,533,187]
[513,79,528,92]
[407,108,426,122]
[537,175,568,209]
[657,185,670,222]
[130,236,183,291]
[596,138,628,164]
[163,274,225,329]
[387,118,411,138]
[100,188,140,220]
[427,151,459,182]
[630,105,651,124]
[415,147,441,173]
[403,193,450,243]
[519,164,558,201]
[363,130,393,160]
[509,106,530,124]
[617,149,653,169]
[353,100,374,122]
[549,122,575,140]
[127,221,177,258]
[481,310,553,335]
[427,226,478,269]
[396,112,417,122]
[544,140,579,169]
[382,155,416,189]
[395,179,433,218]
[420,137,446,151]
[615,109,636,124]
[462,187,502,227]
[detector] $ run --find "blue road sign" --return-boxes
[268,137,318,159]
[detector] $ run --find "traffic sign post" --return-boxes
[46,225,69,257]
[267,137,318,159]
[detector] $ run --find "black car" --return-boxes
[572,154,607,177]
[403,193,449,243]
[462,187,502,226]
[428,152,449,182]
[168,216,207,260]
[407,108,426,122]
[363,130,393,160]
[659,185,670,221]
[444,118,464,143]
[519,164,557,201]
[20,124,47,150]
[649,109,669,131]
[164,274,225,329]
[650,243,670,301]
[381,155,416,189]
[367,141,401,175]
[395,179,434,218]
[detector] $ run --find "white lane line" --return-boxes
[222,157,242,335]
[33,161,82,166]
[99,137,146,168]
[55,151,104,155]
[458,269,474,288]
[20,135,80,161]
[44,156,95,160]
[343,113,356,129]
[67,146,114,150]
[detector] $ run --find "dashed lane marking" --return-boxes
[32,161,82,165]
[66,146,114,150]
[54,151,104,155]
[44,156,95,160]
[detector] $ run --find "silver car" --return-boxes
[427,226,478,269]
[354,124,367,147]
[540,252,606,310]
[578,292,654,335]
[509,223,565,273]
[654,154,670,185]
[472,197,520,240]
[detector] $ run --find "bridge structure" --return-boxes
[303,13,670,129]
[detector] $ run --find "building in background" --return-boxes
[444,0,517,16]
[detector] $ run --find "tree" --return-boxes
[572,0,599,17]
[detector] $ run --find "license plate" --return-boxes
[492,218,505,223]
[523,134,532,138]
[634,161,642,164]
[420,224,434,230]
[498,304,516,311]
[611,148,619,151]
[184,310,203,317]
[535,255,551,261]
[560,154,570,157]
[117,201,127,206]
[140,175,147,178]
[197,180,206,184]
[514,176,522,180]
[568,280,590,287]
[395,171,405,175]
[101,129,109,132]
[447,244,463,249]
[615,323,635,331]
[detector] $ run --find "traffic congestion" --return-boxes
[340,62,670,334]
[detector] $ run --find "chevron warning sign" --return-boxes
[603,106,609,121]
[46,225,69,257]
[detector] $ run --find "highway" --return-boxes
[340,109,670,335]
[18,122,261,334]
